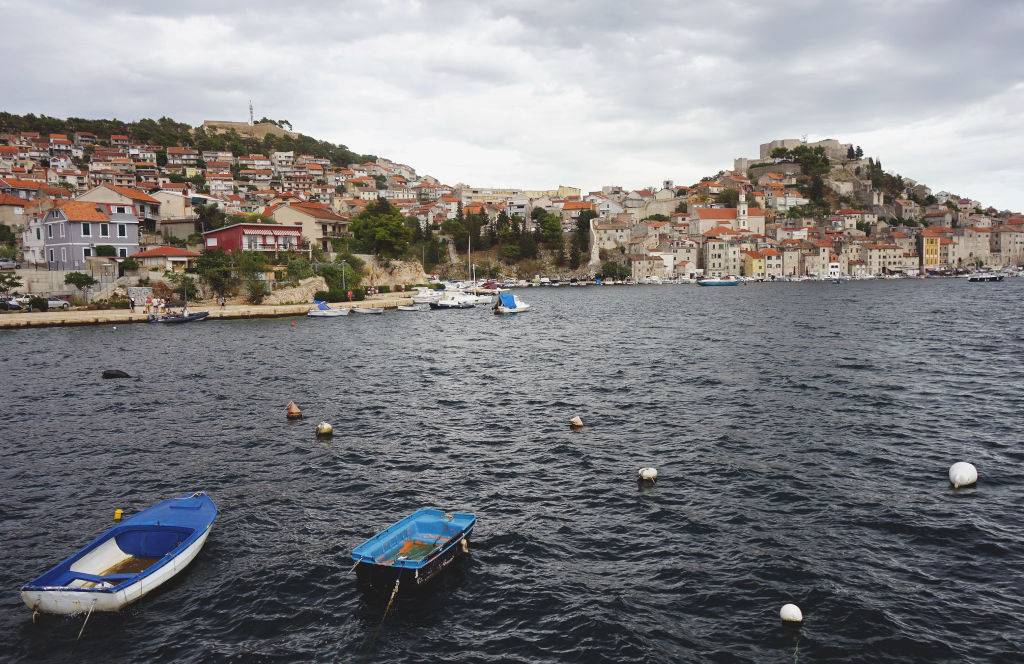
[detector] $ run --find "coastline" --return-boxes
[0,296,414,329]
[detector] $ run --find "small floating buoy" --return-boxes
[569,415,584,430]
[291,321,295,327]
[113,509,123,522]
[287,400,303,419]
[780,603,803,623]
[638,467,658,484]
[102,369,131,379]
[461,539,469,553]
[112,326,117,330]
[949,462,978,488]
[316,421,333,436]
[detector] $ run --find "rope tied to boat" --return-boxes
[360,576,401,664]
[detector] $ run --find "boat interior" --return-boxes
[32,525,193,589]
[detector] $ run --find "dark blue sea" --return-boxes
[1,279,1022,663]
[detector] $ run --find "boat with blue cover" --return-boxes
[21,492,217,614]
[307,300,349,317]
[351,508,475,591]
[493,292,531,314]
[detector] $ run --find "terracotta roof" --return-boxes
[0,193,26,207]
[104,184,160,203]
[55,201,110,222]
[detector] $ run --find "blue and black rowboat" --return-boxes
[351,509,475,592]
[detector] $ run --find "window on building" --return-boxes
[59,224,65,238]
[100,223,109,237]
[84,248,92,258]
[49,249,54,262]
[36,228,41,240]
[82,222,91,236]
[119,248,127,257]
[118,224,127,237]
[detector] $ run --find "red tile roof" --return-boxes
[131,246,201,258]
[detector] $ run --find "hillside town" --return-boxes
[1,119,1023,291]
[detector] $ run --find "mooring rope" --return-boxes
[360,576,401,663]
[77,603,95,640]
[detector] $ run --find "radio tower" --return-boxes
[249,99,254,126]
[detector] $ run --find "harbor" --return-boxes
[2,280,1022,663]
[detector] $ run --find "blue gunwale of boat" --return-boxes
[21,492,217,593]
[351,508,476,570]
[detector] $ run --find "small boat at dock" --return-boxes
[697,276,742,286]
[307,300,349,317]
[22,492,217,614]
[351,508,475,591]
[967,273,1004,282]
[352,306,384,314]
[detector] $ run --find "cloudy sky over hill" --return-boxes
[4,0,1023,209]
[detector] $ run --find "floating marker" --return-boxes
[949,462,978,488]
[113,509,123,522]
[638,467,658,484]
[570,415,584,430]
[316,421,333,436]
[780,603,803,623]
[287,400,303,419]
[291,321,295,327]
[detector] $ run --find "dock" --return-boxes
[0,297,414,329]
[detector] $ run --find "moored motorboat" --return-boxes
[493,292,531,314]
[697,276,742,286]
[397,304,421,311]
[147,310,210,323]
[307,300,349,317]
[967,273,1004,282]
[351,508,475,592]
[429,293,476,309]
[22,492,217,614]
[352,306,384,314]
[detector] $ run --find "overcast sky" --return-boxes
[4,0,1023,210]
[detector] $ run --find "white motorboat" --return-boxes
[352,306,384,314]
[307,301,349,317]
[430,293,476,309]
[493,293,531,314]
[410,287,443,304]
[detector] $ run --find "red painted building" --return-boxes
[202,223,302,254]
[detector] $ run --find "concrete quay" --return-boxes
[0,297,413,329]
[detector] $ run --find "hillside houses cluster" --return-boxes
[1,129,1022,279]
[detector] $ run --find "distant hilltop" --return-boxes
[201,120,300,140]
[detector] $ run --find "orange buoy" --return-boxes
[291,321,295,327]
[287,400,302,419]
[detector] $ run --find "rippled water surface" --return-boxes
[2,279,1022,663]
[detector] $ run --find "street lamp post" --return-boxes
[341,260,347,294]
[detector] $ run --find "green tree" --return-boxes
[575,209,596,253]
[194,249,237,298]
[569,240,581,269]
[286,257,314,281]
[0,272,22,296]
[64,271,98,295]
[855,146,863,159]
[350,199,412,258]
[713,189,739,207]
[236,251,269,280]
[95,245,116,257]
[539,213,563,247]
[770,147,791,160]
[600,261,629,280]
[167,272,199,300]
[675,201,688,213]
[847,146,856,159]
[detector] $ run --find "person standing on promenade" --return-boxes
[145,296,152,314]
[130,296,135,312]
[220,295,225,307]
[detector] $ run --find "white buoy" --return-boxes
[638,467,658,484]
[570,415,584,429]
[949,462,978,488]
[316,421,333,436]
[780,603,803,623]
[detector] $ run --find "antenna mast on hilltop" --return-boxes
[249,99,254,126]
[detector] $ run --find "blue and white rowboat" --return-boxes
[21,492,217,614]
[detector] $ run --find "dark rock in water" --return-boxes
[102,370,131,379]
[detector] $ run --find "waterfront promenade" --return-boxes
[0,296,413,328]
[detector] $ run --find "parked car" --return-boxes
[44,297,71,310]
[0,259,22,269]
[1,297,22,310]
